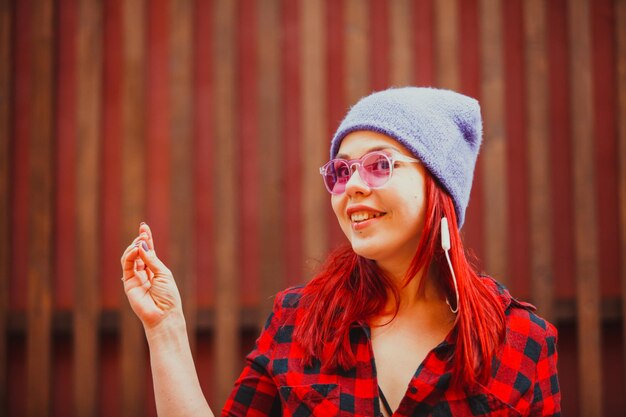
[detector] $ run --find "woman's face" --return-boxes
[331,131,428,273]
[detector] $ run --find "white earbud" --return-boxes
[441,217,459,314]
[441,216,451,251]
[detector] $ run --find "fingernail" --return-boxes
[141,241,149,251]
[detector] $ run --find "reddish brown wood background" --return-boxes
[1,0,625,416]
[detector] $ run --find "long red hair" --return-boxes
[293,174,505,387]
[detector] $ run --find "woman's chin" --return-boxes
[349,242,382,261]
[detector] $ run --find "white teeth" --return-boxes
[350,211,383,222]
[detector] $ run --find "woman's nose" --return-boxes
[344,166,371,196]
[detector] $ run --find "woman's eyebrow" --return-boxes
[336,145,402,160]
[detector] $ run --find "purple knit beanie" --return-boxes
[330,87,482,228]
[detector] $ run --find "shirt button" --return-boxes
[409,387,418,394]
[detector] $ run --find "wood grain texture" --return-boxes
[480,0,508,283]
[258,0,284,322]
[458,0,484,264]
[147,0,171,267]
[120,0,146,415]
[213,0,239,407]
[617,0,626,405]
[389,0,412,86]
[238,0,260,309]
[324,0,346,248]
[345,0,369,104]
[524,0,553,320]
[169,0,196,351]
[369,0,389,90]
[26,1,54,416]
[55,0,78,312]
[503,0,529,298]
[74,1,102,416]
[435,0,458,90]
[301,0,327,273]
[568,0,602,415]
[281,0,303,288]
[193,0,215,309]
[101,0,123,314]
[0,0,11,413]
[413,0,434,85]
[547,0,576,300]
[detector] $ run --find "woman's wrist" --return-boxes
[144,309,189,349]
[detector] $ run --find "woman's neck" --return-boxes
[377,264,445,314]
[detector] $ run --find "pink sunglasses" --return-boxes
[319,150,420,195]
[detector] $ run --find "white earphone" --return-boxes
[441,217,459,314]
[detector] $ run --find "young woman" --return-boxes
[121,87,560,416]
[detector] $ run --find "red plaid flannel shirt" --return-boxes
[223,278,560,416]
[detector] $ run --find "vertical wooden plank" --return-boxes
[120,0,146,416]
[435,0,459,90]
[213,0,239,408]
[568,0,602,415]
[413,0,434,86]
[27,0,54,416]
[55,0,77,313]
[301,0,327,271]
[369,0,388,91]
[74,1,102,416]
[617,0,626,403]
[344,0,369,104]
[193,0,215,310]
[12,0,30,313]
[389,0,412,86]
[0,0,11,413]
[258,0,283,319]
[55,1,77,412]
[591,0,620,299]
[503,0,529,298]
[480,0,508,283]
[282,0,303,287]
[547,0,576,301]
[524,0,553,320]
[101,0,123,313]
[238,0,259,308]
[325,0,345,247]
[458,0,485,265]
[169,0,195,349]
[147,0,171,261]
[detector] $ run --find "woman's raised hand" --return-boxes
[120,223,183,329]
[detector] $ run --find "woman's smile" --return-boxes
[347,205,387,230]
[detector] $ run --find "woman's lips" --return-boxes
[351,212,386,230]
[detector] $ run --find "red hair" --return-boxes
[294,175,505,387]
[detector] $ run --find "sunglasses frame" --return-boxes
[319,150,421,195]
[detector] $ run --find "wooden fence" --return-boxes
[1,0,625,416]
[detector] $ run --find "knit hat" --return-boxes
[330,87,482,228]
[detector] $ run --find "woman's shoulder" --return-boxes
[273,285,306,308]
[477,276,560,414]
[479,275,558,356]
[261,286,306,329]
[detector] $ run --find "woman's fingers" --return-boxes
[137,243,170,276]
[139,223,156,252]
[120,223,162,286]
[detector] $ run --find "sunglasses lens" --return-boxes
[361,153,392,187]
[322,161,350,194]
